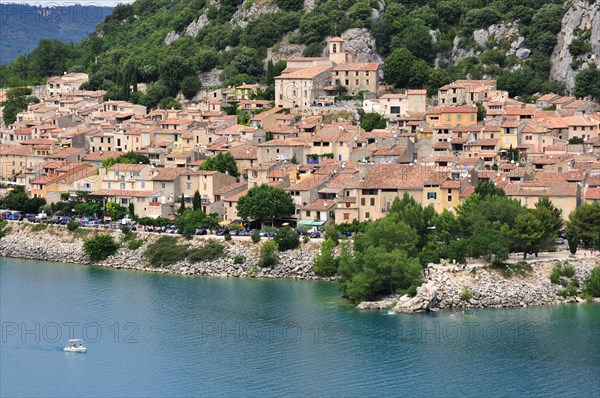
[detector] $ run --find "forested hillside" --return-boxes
[0,3,113,65]
[1,0,598,104]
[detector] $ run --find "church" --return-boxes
[274,37,381,109]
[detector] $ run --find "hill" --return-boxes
[0,0,598,102]
[0,3,113,65]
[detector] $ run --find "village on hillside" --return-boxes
[1,37,599,228]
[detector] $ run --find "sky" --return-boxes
[1,1,132,6]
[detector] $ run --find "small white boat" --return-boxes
[64,339,87,353]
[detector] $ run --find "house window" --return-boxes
[427,192,437,200]
[365,71,369,76]
[161,183,166,189]
[447,195,452,202]
[355,79,359,85]
[305,211,311,217]
[361,198,365,206]
[457,114,462,120]
[343,213,349,220]
[366,79,369,85]
[108,182,111,188]
[186,183,191,189]
[365,212,370,219]
[345,80,349,85]
[370,198,375,206]
[120,183,126,189]
[141,181,145,189]
[446,115,451,121]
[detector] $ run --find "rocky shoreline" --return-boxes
[358,259,600,313]
[0,223,329,281]
[1,223,598,312]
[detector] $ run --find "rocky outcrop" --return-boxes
[359,259,598,312]
[323,28,381,63]
[164,31,181,45]
[186,13,209,38]
[392,282,437,313]
[550,0,600,91]
[230,0,280,29]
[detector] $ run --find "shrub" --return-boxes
[144,236,189,267]
[259,240,278,268]
[460,287,473,302]
[187,239,226,263]
[550,262,576,285]
[323,226,339,245]
[0,219,10,238]
[31,223,47,232]
[313,238,338,276]
[224,232,232,241]
[584,267,600,297]
[84,235,119,262]
[251,231,261,243]
[234,255,246,264]
[274,226,299,251]
[66,220,79,231]
[127,238,145,251]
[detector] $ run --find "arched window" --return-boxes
[332,44,337,53]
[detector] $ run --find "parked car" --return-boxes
[84,220,101,228]
[237,230,249,237]
[59,217,73,225]
[49,216,62,224]
[216,228,229,236]
[555,237,565,245]
[195,227,208,235]
[7,212,24,221]
[0,211,12,219]
[340,231,352,238]
[26,214,38,222]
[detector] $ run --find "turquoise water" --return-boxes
[1,257,599,397]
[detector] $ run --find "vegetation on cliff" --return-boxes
[1,0,597,104]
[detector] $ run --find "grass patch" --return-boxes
[83,235,119,262]
[187,239,226,263]
[489,261,533,278]
[31,223,47,233]
[144,236,189,267]
[0,220,12,238]
[72,228,91,240]
[233,255,245,264]
[127,238,145,251]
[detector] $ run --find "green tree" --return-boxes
[106,201,126,220]
[533,196,563,250]
[176,194,186,217]
[474,181,505,198]
[236,185,295,226]
[573,65,600,100]
[383,48,417,88]
[2,87,33,126]
[360,112,387,132]
[313,238,338,276]
[476,102,486,122]
[274,226,300,251]
[84,235,120,262]
[501,212,545,259]
[198,152,239,177]
[192,190,202,211]
[567,202,600,247]
[180,76,202,100]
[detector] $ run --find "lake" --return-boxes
[1,257,599,397]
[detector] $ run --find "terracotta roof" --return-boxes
[214,181,247,196]
[288,175,328,191]
[360,164,446,189]
[227,145,257,160]
[82,151,122,161]
[301,199,336,211]
[328,37,344,42]
[257,139,307,147]
[108,163,149,172]
[275,65,331,80]
[331,62,380,72]
[441,106,477,113]
[504,182,577,197]
[586,188,600,200]
[92,189,159,198]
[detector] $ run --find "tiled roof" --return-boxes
[275,65,332,80]
[331,62,380,72]
[586,188,600,200]
[360,164,446,189]
[92,189,159,198]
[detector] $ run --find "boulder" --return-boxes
[473,29,489,48]
[392,282,437,313]
[516,48,531,59]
